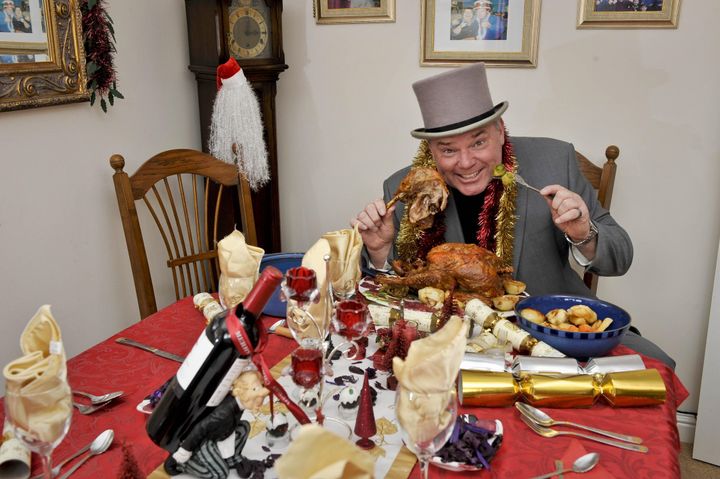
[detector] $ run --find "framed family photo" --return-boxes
[421,0,541,68]
[314,0,395,25]
[577,0,681,28]
[0,0,48,60]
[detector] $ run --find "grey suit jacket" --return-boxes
[376,137,633,297]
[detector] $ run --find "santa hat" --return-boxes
[209,57,269,191]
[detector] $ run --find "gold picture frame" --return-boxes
[314,0,395,25]
[577,0,681,29]
[0,0,89,112]
[421,0,541,68]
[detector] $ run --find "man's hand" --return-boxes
[351,199,396,268]
[540,185,596,256]
[173,447,192,464]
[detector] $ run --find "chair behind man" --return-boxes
[110,149,256,319]
[575,145,619,295]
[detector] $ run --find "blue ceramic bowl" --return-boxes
[514,295,631,359]
[259,252,304,317]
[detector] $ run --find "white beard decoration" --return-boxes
[209,70,269,191]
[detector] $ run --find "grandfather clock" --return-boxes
[185,0,288,252]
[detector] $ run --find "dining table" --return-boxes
[0,296,688,478]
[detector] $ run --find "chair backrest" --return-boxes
[575,145,619,295]
[110,149,257,319]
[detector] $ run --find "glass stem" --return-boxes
[419,457,430,479]
[40,452,52,479]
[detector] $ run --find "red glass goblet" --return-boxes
[290,347,323,389]
[332,299,369,341]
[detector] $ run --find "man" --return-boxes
[352,63,674,368]
[473,0,506,40]
[0,0,15,33]
[450,8,478,40]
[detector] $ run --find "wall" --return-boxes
[0,1,200,379]
[276,1,720,412]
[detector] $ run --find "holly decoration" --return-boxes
[81,0,123,112]
[354,371,376,449]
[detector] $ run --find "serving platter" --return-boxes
[359,276,520,318]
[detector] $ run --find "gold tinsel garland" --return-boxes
[395,141,517,269]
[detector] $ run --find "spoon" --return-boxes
[56,429,114,479]
[529,452,600,479]
[72,390,124,404]
[516,402,643,444]
[28,430,108,479]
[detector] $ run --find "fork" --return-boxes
[72,390,124,404]
[520,414,648,453]
[73,400,111,415]
[514,173,547,196]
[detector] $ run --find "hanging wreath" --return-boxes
[81,0,123,112]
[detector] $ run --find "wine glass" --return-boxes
[4,386,72,479]
[328,257,359,300]
[394,386,458,479]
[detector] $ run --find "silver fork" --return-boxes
[72,390,124,404]
[514,173,546,196]
[73,400,111,415]
[520,414,648,453]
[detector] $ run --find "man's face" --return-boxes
[462,9,473,22]
[429,121,505,196]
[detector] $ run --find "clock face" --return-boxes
[228,1,272,60]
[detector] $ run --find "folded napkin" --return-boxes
[275,424,374,479]
[299,226,363,339]
[2,305,71,445]
[393,315,468,394]
[217,230,264,308]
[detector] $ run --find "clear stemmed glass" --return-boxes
[394,386,458,479]
[4,387,72,479]
[328,257,359,301]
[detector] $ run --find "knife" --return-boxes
[115,337,186,363]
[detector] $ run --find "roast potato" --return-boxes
[492,294,522,311]
[520,307,546,325]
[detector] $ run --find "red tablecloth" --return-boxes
[0,297,688,478]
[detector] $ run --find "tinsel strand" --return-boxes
[81,0,122,111]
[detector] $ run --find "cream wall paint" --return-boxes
[276,1,720,412]
[1,1,717,415]
[0,1,200,378]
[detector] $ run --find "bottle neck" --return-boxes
[242,266,283,317]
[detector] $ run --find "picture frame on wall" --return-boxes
[421,0,541,68]
[314,0,395,24]
[577,0,681,29]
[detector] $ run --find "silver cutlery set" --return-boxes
[517,402,648,477]
[71,389,124,415]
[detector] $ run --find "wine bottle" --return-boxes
[146,266,283,452]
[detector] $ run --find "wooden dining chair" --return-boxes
[575,145,620,295]
[110,149,257,319]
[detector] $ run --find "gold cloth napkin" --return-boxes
[275,424,375,479]
[393,316,468,394]
[298,226,363,339]
[2,306,71,444]
[217,230,264,308]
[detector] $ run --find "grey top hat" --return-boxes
[411,63,508,139]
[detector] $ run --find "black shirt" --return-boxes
[451,187,486,244]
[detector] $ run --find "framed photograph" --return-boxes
[314,0,395,24]
[577,0,681,29]
[421,0,541,68]
[0,0,88,112]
